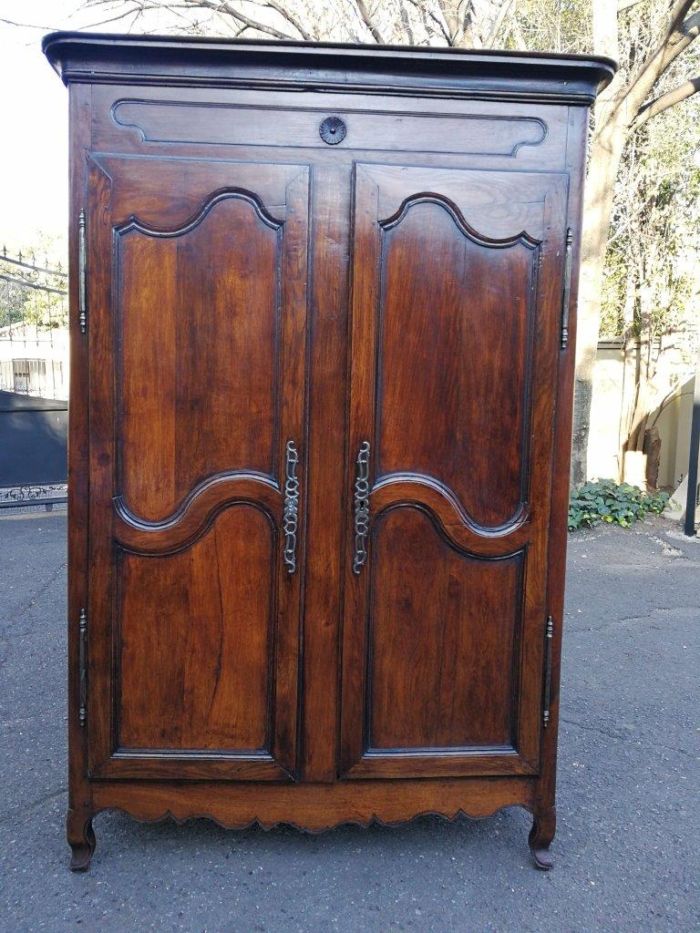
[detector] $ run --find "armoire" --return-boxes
[43,31,614,871]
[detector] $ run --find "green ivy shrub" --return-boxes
[568,479,669,532]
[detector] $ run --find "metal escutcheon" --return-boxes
[283,440,300,574]
[353,441,370,574]
[319,116,347,145]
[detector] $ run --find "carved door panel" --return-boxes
[340,163,568,779]
[86,156,309,780]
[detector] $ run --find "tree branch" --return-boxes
[350,0,385,43]
[633,76,700,129]
[397,0,415,46]
[438,0,484,47]
[404,0,452,44]
[0,15,65,29]
[86,0,303,41]
[659,11,700,73]
[82,1,189,33]
[196,0,298,39]
[484,0,516,49]
[259,1,314,41]
[623,6,700,117]
[666,0,698,38]
[508,16,529,51]
[79,7,156,31]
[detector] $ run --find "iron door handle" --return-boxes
[353,441,371,574]
[283,440,299,574]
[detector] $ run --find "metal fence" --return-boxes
[0,248,68,509]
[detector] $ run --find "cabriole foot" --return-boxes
[529,806,555,871]
[67,808,96,872]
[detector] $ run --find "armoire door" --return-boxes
[340,163,568,779]
[85,155,309,781]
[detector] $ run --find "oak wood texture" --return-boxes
[45,31,614,871]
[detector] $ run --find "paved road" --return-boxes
[0,510,697,931]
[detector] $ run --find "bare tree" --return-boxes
[80,0,512,48]
[572,0,700,483]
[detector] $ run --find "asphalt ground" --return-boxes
[0,510,697,931]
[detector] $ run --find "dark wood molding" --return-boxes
[43,32,616,104]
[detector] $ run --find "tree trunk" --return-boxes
[570,0,623,485]
[571,117,627,484]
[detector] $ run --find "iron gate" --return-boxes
[0,248,68,509]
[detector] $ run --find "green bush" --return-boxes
[568,479,669,532]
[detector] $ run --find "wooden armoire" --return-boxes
[44,32,614,872]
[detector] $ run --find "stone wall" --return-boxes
[588,336,697,490]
